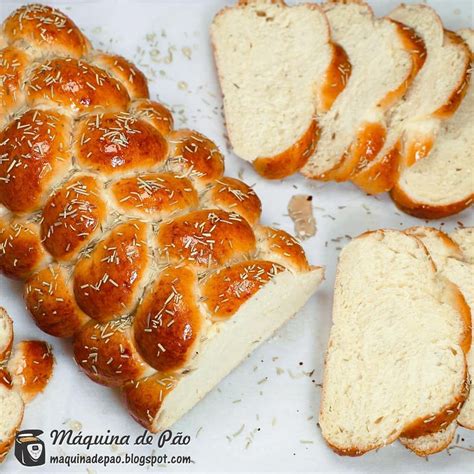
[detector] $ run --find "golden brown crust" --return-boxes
[0,3,318,433]
[254,119,319,179]
[3,4,90,58]
[401,376,469,438]
[41,175,107,261]
[0,109,72,213]
[75,112,168,174]
[351,144,401,194]
[129,99,174,136]
[92,53,149,100]
[123,374,178,430]
[390,182,474,219]
[0,368,12,388]
[157,210,256,269]
[73,318,148,387]
[256,226,310,272]
[134,266,204,372]
[0,46,28,115]
[318,42,351,113]
[110,173,198,218]
[322,122,387,182]
[8,340,54,403]
[0,219,47,280]
[25,264,89,338]
[26,59,130,113]
[168,130,225,184]
[73,221,150,322]
[201,260,285,319]
[206,177,262,225]
[349,22,426,191]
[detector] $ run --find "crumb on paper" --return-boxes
[288,195,316,240]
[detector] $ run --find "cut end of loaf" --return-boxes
[125,268,324,432]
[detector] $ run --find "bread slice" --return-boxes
[352,5,471,194]
[0,385,24,463]
[391,29,473,218]
[124,267,323,431]
[399,227,473,456]
[442,228,474,429]
[319,229,471,456]
[0,308,13,361]
[301,0,421,181]
[0,309,23,463]
[400,422,457,457]
[211,0,336,179]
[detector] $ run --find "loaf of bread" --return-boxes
[319,229,471,456]
[211,0,341,179]
[301,0,422,181]
[0,308,53,462]
[0,4,323,431]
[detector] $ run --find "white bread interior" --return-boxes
[319,230,469,455]
[301,0,412,178]
[355,5,470,186]
[392,29,473,214]
[152,268,324,431]
[0,308,13,360]
[211,0,332,161]
[0,385,24,462]
[400,227,473,455]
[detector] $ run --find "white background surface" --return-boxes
[0,0,473,472]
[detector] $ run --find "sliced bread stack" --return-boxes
[212,1,473,218]
[390,29,474,218]
[300,0,422,181]
[0,308,54,462]
[399,227,474,455]
[320,228,473,457]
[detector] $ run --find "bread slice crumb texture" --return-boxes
[320,230,469,456]
[211,0,332,167]
[390,29,473,218]
[301,0,413,179]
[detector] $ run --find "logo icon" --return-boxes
[15,430,46,467]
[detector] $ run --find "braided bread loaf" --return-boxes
[0,4,323,431]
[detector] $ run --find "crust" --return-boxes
[254,119,319,179]
[312,13,425,184]
[401,375,469,439]
[318,42,352,113]
[351,144,400,194]
[390,183,474,219]
[349,23,426,191]
[400,423,456,457]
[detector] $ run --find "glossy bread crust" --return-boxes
[0,3,319,430]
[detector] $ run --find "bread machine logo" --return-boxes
[14,430,46,467]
